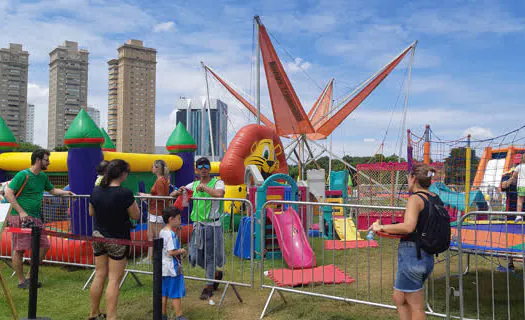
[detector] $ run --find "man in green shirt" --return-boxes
[5,149,74,289]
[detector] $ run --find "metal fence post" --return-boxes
[22,226,50,320]
[153,238,163,320]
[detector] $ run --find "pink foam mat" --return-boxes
[267,264,355,287]
[324,240,379,250]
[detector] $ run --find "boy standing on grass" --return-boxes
[160,207,188,320]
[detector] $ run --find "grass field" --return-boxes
[1,235,523,319]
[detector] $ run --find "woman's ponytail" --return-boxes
[154,160,170,182]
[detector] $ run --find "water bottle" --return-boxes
[366,230,374,240]
[182,189,189,207]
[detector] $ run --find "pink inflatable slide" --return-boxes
[266,207,316,269]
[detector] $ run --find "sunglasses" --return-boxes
[196,164,211,170]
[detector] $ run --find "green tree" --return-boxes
[53,145,69,152]
[444,147,480,185]
[16,142,43,152]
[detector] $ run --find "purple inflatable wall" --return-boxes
[68,147,103,235]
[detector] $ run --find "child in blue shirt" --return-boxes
[160,207,188,320]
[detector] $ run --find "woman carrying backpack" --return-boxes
[369,163,442,320]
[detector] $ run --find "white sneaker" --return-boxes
[515,216,523,223]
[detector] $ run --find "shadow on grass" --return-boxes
[429,268,524,319]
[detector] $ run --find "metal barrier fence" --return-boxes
[457,211,525,320]
[0,194,254,307]
[258,200,455,319]
[5,194,525,318]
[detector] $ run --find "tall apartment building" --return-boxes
[0,44,29,142]
[107,40,156,153]
[107,59,118,144]
[25,103,34,143]
[175,97,228,160]
[48,41,88,150]
[87,106,100,127]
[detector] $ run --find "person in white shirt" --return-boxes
[159,207,187,320]
[512,155,525,215]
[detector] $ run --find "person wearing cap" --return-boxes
[170,157,225,302]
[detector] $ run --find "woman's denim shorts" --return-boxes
[394,241,434,292]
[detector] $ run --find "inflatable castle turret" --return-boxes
[0,117,18,182]
[100,128,116,152]
[64,109,104,236]
[167,122,197,225]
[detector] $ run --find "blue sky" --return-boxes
[1,0,524,157]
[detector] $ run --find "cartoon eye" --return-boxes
[263,145,270,159]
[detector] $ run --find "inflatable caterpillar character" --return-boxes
[220,124,288,185]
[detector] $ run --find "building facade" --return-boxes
[175,97,228,160]
[0,43,29,142]
[107,59,118,144]
[107,40,156,153]
[25,103,34,143]
[87,106,100,127]
[48,41,88,149]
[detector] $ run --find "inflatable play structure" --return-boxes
[219,124,291,231]
[0,111,199,263]
[473,146,525,196]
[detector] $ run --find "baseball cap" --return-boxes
[514,154,522,164]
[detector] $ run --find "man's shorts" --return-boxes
[518,187,525,197]
[162,275,186,299]
[92,230,130,260]
[8,215,50,251]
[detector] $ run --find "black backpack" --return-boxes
[413,192,451,259]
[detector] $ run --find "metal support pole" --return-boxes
[153,238,163,320]
[22,227,50,320]
[255,16,261,125]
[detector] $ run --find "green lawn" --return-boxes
[1,235,523,319]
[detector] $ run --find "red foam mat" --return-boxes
[267,264,355,287]
[324,240,379,250]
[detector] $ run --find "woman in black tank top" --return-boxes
[368,163,436,320]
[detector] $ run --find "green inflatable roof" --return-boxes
[166,122,197,154]
[0,116,18,150]
[100,128,116,151]
[64,109,104,148]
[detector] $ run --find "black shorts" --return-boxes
[92,231,130,260]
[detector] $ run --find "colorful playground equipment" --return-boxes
[429,182,487,221]
[452,220,525,254]
[234,173,315,268]
[311,170,363,241]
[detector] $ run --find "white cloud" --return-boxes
[285,57,312,74]
[1,0,523,156]
[153,21,175,33]
[27,83,49,147]
[27,83,48,104]
[155,109,177,147]
[464,127,494,140]
[410,75,449,94]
